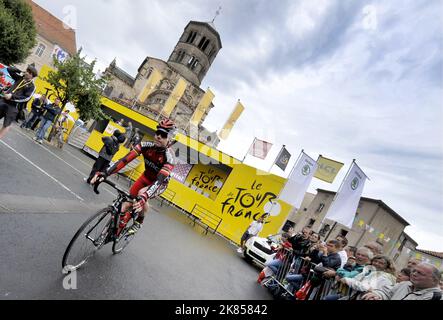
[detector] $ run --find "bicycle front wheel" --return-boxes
[62,207,114,271]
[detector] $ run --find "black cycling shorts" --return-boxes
[0,100,18,128]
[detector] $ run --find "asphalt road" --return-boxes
[0,124,271,300]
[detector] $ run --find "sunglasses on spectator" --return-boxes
[155,131,168,139]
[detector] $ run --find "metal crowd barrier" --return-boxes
[261,250,359,300]
[262,249,313,299]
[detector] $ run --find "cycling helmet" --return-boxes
[158,119,175,131]
[156,118,175,136]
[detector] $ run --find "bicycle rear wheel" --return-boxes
[62,207,114,271]
[112,221,136,254]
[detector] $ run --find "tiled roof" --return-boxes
[26,0,77,55]
[416,249,443,259]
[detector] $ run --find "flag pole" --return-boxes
[318,159,356,234]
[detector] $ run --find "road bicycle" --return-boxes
[62,179,166,271]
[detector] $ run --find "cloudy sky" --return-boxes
[34,0,443,251]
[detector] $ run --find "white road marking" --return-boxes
[0,140,85,202]
[12,128,116,197]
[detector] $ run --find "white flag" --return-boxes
[323,161,368,228]
[279,151,318,209]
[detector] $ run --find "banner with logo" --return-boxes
[274,146,291,171]
[52,45,69,63]
[323,161,368,228]
[0,63,14,89]
[314,155,344,183]
[279,151,318,209]
[248,138,273,160]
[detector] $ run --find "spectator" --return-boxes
[257,232,292,284]
[283,233,324,292]
[336,235,349,268]
[345,246,357,259]
[324,246,373,279]
[362,263,442,300]
[288,226,312,258]
[54,110,70,149]
[0,64,37,140]
[123,121,133,147]
[129,128,142,149]
[34,98,62,144]
[302,232,323,265]
[439,272,443,290]
[325,255,396,300]
[396,268,412,283]
[318,240,342,271]
[21,94,47,130]
[237,215,266,254]
[342,256,357,272]
[364,241,383,255]
[86,130,126,184]
[407,258,422,269]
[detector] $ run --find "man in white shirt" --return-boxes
[237,215,266,254]
[336,235,349,268]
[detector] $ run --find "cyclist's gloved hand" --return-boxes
[133,194,148,213]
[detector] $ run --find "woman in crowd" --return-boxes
[324,255,396,300]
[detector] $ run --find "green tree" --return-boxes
[44,49,109,121]
[0,0,36,65]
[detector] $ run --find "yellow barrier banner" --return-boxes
[190,88,214,126]
[162,77,187,117]
[218,100,244,140]
[314,155,344,183]
[138,68,163,103]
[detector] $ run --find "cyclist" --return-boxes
[90,119,176,235]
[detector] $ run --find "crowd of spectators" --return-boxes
[257,227,443,301]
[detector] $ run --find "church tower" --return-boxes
[167,21,222,86]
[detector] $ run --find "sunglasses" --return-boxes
[155,131,168,139]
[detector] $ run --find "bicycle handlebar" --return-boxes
[93,179,136,200]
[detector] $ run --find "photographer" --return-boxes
[0,64,37,140]
[86,130,126,184]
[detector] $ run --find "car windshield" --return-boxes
[267,234,282,244]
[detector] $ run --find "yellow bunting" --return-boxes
[218,100,245,140]
[161,77,187,117]
[190,88,215,126]
[137,68,163,103]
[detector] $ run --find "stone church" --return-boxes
[103,20,222,146]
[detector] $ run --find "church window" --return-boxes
[202,39,210,51]
[177,50,186,63]
[35,43,46,57]
[186,31,197,44]
[187,56,199,70]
